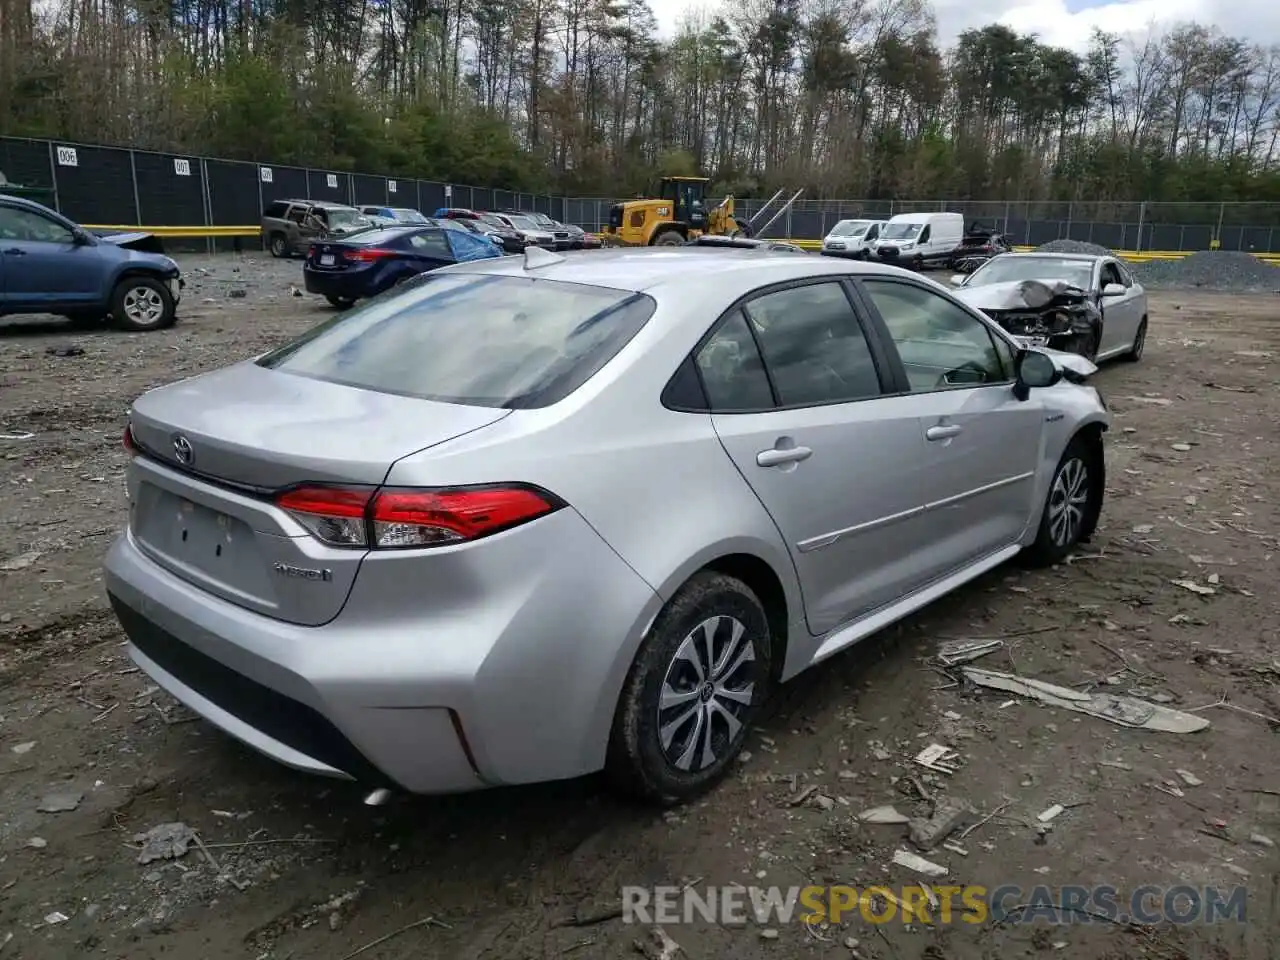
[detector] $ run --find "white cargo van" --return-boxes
[820,219,886,259]
[871,212,965,268]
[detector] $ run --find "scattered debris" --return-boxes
[908,796,975,850]
[937,638,1005,666]
[26,837,47,849]
[1172,443,1192,452]
[1037,804,1065,823]
[0,432,34,441]
[1176,769,1203,787]
[133,822,197,864]
[962,667,1211,733]
[890,848,948,879]
[913,743,962,775]
[45,344,84,358]
[1249,833,1274,848]
[339,915,450,960]
[858,805,910,825]
[634,925,682,960]
[0,551,42,572]
[37,790,83,813]
[1171,579,1216,596]
[788,785,818,807]
[44,912,69,925]
[760,928,779,940]
[11,742,35,755]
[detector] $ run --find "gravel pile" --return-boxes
[1035,239,1114,256]
[1129,250,1280,292]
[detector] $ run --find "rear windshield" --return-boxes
[340,227,413,245]
[257,274,657,409]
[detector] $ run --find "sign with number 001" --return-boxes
[173,158,191,176]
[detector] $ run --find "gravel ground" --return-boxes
[1130,251,1280,293]
[1035,239,1115,257]
[2,255,1280,960]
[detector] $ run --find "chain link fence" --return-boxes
[4,136,1278,252]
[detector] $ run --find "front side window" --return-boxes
[742,282,883,407]
[862,280,1009,392]
[0,207,73,243]
[257,275,655,409]
[406,230,452,258]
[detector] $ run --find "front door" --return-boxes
[697,280,940,636]
[858,277,1045,579]
[1098,259,1143,355]
[0,204,101,309]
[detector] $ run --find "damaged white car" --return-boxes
[949,252,1148,363]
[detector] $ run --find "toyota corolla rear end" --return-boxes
[103,270,664,794]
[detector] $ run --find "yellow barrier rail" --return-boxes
[84,224,261,238]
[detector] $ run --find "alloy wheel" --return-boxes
[1047,457,1090,547]
[122,286,164,326]
[656,615,756,773]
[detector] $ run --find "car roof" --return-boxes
[0,193,55,214]
[998,251,1105,263]
[443,247,909,293]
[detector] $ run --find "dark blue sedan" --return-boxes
[303,225,502,308]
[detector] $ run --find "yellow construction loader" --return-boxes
[602,177,802,247]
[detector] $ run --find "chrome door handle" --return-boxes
[757,446,812,467]
[926,425,963,441]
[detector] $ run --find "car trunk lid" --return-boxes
[126,362,510,625]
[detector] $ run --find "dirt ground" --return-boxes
[1,256,1278,960]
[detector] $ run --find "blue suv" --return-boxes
[0,194,184,332]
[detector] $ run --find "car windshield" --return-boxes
[967,256,1093,288]
[256,275,657,409]
[392,209,428,223]
[508,216,538,231]
[830,220,870,237]
[881,222,923,240]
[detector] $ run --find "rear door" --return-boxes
[856,277,1044,579]
[702,279,940,636]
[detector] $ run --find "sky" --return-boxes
[648,0,1280,52]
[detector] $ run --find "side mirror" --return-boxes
[1013,349,1061,401]
[72,228,92,245]
[1102,283,1126,297]
[949,274,966,287]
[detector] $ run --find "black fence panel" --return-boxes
[385,177,408,207]
[0,137,52,189]
[1228,226,1275,251]
[308,169,351,205]
[259,164,309,207]
[492,189,514,211]
[205,160,260,226]
[472,187,497,211]
[785,210,822,240]
[419,181,446,213]
[134,151,205,227]
[49,143,136,224]
[352,174,386,207]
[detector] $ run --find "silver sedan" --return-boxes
[104,247,1110,805]
[951,252,1149,363]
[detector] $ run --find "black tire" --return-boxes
[606,571,772,805]
[268,233,289,258]
[325,295,356,309]
[913,255,925,270]
[1023,434,1104,567]
[110,276,176,332]
[1123,318,1147,362]
[653,231,684,246]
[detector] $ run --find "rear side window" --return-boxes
[696,311,773,411]
[405,229,451,258]
[257,275,656,409]
[264,201,290,218]
[742,282,883,406]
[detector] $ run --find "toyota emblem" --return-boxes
[172,435,194,465]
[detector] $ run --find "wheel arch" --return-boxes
[649,224,688,245]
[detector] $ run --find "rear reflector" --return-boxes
[276,484,561,549]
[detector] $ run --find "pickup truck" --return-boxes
[0,194,184,331]
[261,200,372,257]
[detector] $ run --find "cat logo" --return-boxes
[657,206,670,217]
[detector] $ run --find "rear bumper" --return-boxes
[302,266,378,300]
[103,508,662,794]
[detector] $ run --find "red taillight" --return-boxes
[276,484,560,549]
[347,248,396,263]
[307,245,317,259]
[123,424,137,455]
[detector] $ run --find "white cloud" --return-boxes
[646,0,1280,51]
